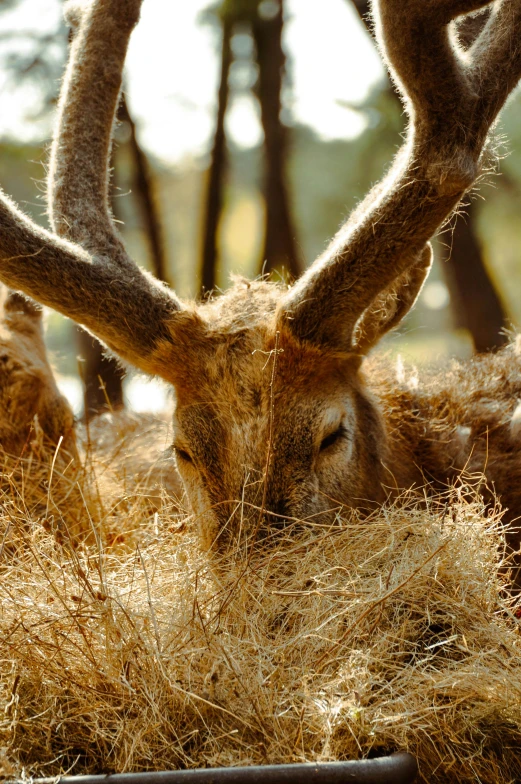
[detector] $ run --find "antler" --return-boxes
[280,0,521,350]
[353,245,432,354]
[49,0,137,260]
[0,0,181,375]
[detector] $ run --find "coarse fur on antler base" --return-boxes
[1,0,521,574]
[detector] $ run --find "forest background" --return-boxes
[0,0,520,417]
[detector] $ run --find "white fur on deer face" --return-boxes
[171,318,386,555]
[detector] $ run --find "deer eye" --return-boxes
[320,424,346,452]
[174,445,194,465]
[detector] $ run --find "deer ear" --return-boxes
[3,290,43,336]
[353,244,432,354]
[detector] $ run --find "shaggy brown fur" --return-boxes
[0,289,76,458]
[85,409,183,506]
[0,0,520,565]
[0,288,94,540]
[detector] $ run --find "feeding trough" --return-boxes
[21,754,418,784]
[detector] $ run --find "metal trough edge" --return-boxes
[18,753,418,784]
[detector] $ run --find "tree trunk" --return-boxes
[200,17,233,295]
[253,0,302,279]
[348,0,507,351]
[77,328,125,420]
[119,94,169,284]
[350,0,370,19]
[441,202,507,352]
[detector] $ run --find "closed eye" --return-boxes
[320,424,346,452]
[174,445,194,464]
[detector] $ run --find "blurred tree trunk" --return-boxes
[200,16,233,295]
[253,0,302,279]
[349,0,507,351]
[440,201,507,352]
[119,94,169,285]
[350,0,370,19]
[77,329,125,420]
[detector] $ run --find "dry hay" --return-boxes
[83,410,182,510]
[1,418,521,783]
[0,417,93,547]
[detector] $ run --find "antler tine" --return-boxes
[0,194,178,374]
[468,2,521,145]
[279,0,521,351]
[353,245,432,354]
[48,0,138,262]
[0,0,186,376]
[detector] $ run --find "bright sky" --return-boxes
[0,0,384,162]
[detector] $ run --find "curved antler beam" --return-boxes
[279,0,521,351]
[0,0,190,376]
[0,195,179,375]
[49,0,140,263]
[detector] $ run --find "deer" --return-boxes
[0,0,521,569]
[0,286,97,540]
[0,288,76,459]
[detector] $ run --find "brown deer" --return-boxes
[0,0,521,563]
[0,288,76,459]
[0,287,95,540]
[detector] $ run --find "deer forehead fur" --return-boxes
[162,279,386,550]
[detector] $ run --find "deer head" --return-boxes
[0,0,519,555]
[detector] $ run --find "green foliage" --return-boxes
[476,96,521,325]
[289,87,402,265]
[220,0,262,24]
[201,0,262,28]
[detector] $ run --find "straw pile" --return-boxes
[1,415,521,784]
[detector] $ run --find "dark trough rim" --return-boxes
[15,753,418,784]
